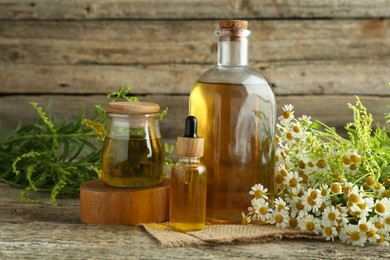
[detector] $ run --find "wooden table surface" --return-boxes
[0,183,389,259]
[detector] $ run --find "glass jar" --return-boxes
[102,102,164,188]
[189,20,276,223]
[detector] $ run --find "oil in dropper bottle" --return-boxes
[169,116,207,231]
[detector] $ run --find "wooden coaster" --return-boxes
[80,179,170,226]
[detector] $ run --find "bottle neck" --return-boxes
[216,29,250,67]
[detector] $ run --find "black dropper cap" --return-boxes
[184,116,198,138]
[177,116,204,157]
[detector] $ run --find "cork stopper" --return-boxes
[106,101,160,115]
[177,116,204,157]
[219,20,248,30]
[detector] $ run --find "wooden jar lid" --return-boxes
[106,101,160,114]
[80,179,170,226]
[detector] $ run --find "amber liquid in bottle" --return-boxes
[190,81,275,223]
[102,136,164,187]
[170,158,207,231]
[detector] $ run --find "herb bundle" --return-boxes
[0,102,103,205]
[242,96,390,246]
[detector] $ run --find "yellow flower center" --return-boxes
[307,196,316,206]
[349,194,360,204]
[296,201,304,210]
[327,212,336,221]
[366,229,376,238]
[286,132,293,141]
[298,160,305,169]
[242,217,248,225]
[385,176,390,186]
[275,214,283,223]
[324,227,333,236]
[349,231,361,241]
[382,190,390,198]
[330,183,341,194]
[310,190,318,199]
[350,154,360,163]
[343,187,352,196]
[374,221,384,229]
[289,178,298,188]
[299,172,308,183]
[321,188,328,196]
[280,169,287,177]
[275,174,284,184]
[306,222,315,231]
[342,156,351,165]
[319,202,327,212]
[365,176,375,186]
[385,216,390,225]
[260,206,268,215]
[375,203,386,214]
[349,164,358,171]
[359,223,368,232]
[293,126,300,133]
[308,161,314,168]
[377,234,385,244]
[277,204,284,211]
[374,182,383,190]
[316,159,327,169]
[283,110,291,119]
[289,218,298,228]
[358,203,367,210]
[254,190,263,199]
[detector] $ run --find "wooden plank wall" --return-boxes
[0,0,389,140]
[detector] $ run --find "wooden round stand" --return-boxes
[80,179,170,226]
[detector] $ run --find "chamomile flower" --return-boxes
[290,122,304,139]
[285,171,302,190]
[340,224,367,247]
[274,197,289,212]
[270,209,289,228]
[241,212,251,225]
[298,115,312,129]
[347,185,364,205]
[321,220,338,241]
[250,198,272,222]
[301,188,322,212]
[383,214,390,231]
[349,197,374,218]
[280,126,296,146]
[278,104,295,126]
[298,213,321,234]
[288,211,299,228]
[374,198,390,216]
[322,206,343,226]
[249,184,269,200]
[330,182,342,195]
[375,229,390,246]
[371,215,386,231]
[365,223,380,244]
[374,182,386,197]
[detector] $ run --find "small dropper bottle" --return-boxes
[169,116,207,231]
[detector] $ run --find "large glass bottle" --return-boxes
[189,20,276,223]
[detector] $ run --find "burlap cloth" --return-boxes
[142,223,321,247]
